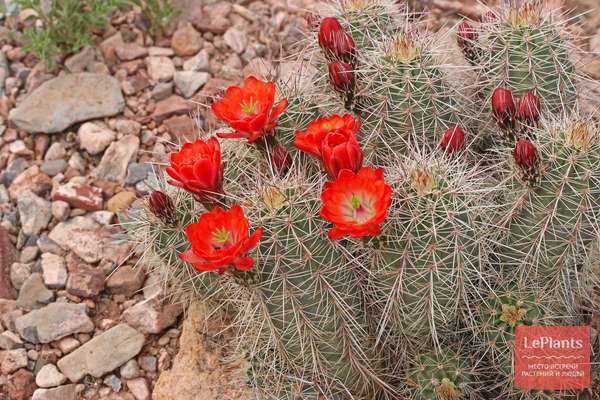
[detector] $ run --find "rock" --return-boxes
[171,25,203,57]
[65,47,95,73]
[68,152,86,172]
[16,273,53,311]
[51,182,103,211]
[115,42,148,61]
[9,73,125,134]
[36,364,67,388]
[127,378,150,400]
[40,159,67,177]
[107,191,137,213]
[10,263,31,290]
[146,57,175,82]
[151,81,173,101]
[57,324,145,382]
[0,157,28,187]
[66,265,105,298]
[15,302,94,343]
[582,58,600,80]
[0,348,27,374]
[44,142,66,161]
[0,224,17,300]
[57,337,80,354]
[223,27,248,54]
[8,166,52,201]
[163,115,196,140]
[31,384,78,400]
[122,298,182,334]
[104,374,122,392]
[51,201,70,222]
[174,71,210,98]
[17,190,52,235]
[40,253,67,289]
[126,163,151,185]
[152,95,192,123]
[78,122,116,155]
[19,247,38,263]
[122,74,151,95]
[113,119,142,136]
[5,368,36,400]
[48,217,104,263]
[153,302,253,400]
[120,359,140,379]
[93,135,139,183]
[183,49,210,72]
[106,266,145,296]
[138,355,156,372]
[0,330,23,349]
[148,47,174,57]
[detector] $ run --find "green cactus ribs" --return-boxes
[477,2,577,113]
[408,348,478,400]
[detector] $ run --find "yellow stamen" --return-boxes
[212,226,230,244]
[388,33,420,63]
[565,123,596,151]
[241,97,258,115]
[261,186,287,212]
[411,166,437,196]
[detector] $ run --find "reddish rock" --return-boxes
[151,95,192,124]
[66,265,105,298]
[163,115,197,140]
[8,166,52,201]
[122,298,183,334]
[5,369,37,400]
[93,180,120,198]
[171,24,203,57]
[0,226,16,299]
[106,266,145,296]
[122,74,151,96]
[52,182,103,211]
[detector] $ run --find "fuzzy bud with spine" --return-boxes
[439,125,465,154]
[513,139,540,187]
[491,87,516,137]
[516,91,541,125]
[318,17,356,63]
[457,21,479,64]
[148,191,177,226]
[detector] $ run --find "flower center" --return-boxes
[411,166,437,195]
[435,378,461,400]
[261,186,287,212]
[212,226,231,248]
[499,304,528,327]
[240,97,258,115]
[511,4,540,27]
[323,122,333,129]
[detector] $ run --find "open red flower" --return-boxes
[320,167,392,240]
[180,205,263,274]
[440,125,465,153]
[294,114,362,177]
[166,138,223,201]
[212,76,288,143]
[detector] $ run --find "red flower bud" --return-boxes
[440,125,465,154]
[513,139,539,168]
[491,87,516,126]
[457,21,478,49]
[320,131,364,178]
[328,61,354,94]
[318,17,356,62]
[482,11,498,23]
[271,145,292,175]
[148,191,177,225]
[516,91,541,124]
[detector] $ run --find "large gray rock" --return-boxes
[32,384,78,400]
[57,324,144,382]
[92,135,139,183]
[16,273,53,311]
[17,190,52,235]
[9,73,125,133]
[15,302,94,344]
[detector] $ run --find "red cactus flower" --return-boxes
[320,167,392,240]
[212,76,288,143]
[516,91,541,124]
[166,138,224,201]
[180,205,263,274]
[320,130,364,178]
[457,21,478,48]
[491,87,516,126]
[513,139,539,167]
[482,10,498,23]
[328,61,355,94]
[148,191,177,225]
[271,145,292,175]
[440,125,465,153]
[318,17,356,62]
[294,114,362,177]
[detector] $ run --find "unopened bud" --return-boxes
[271,145,292,175]
[148,191,177,225]
[440,125,465,154]
[516,91,541,125]
[491,87,516,128]
[318,17,356,63]
[328,61,354,94]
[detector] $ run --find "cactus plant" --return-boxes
[119,1,600,398]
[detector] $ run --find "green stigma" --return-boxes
[351,195,361,210]
[212,226,230,244]
[241,97,258,115]
[323,122,332,129]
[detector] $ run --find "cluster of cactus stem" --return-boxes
[122,1,600,399]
